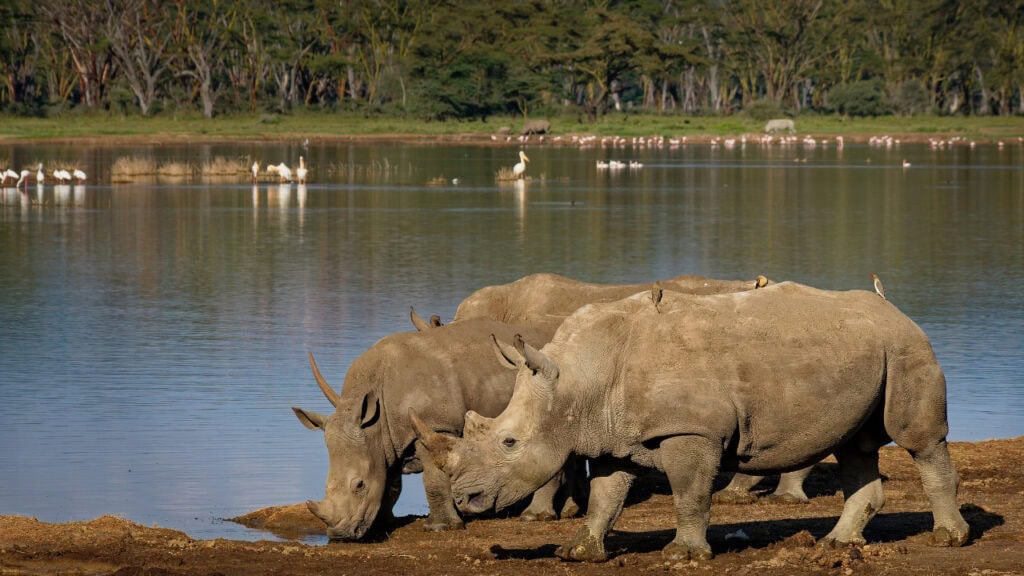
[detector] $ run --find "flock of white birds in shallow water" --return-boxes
[254,155,308,184]
[1,163,86,189]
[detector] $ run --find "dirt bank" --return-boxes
[2,437,1022,576]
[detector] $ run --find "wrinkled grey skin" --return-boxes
[455,272,808,500]
[293,318,562,541]
[417,283,970,562]
[764,118,796,134]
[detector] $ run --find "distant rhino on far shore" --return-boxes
[521,119,551,135]
[764,118,796,134]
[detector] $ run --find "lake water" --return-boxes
[1,139,1021,542]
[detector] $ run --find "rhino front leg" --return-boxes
[520,470,561,522]
[660,435,720,561]
[555,460,635,563]
[819,444,884,547]
[415,440,465,532]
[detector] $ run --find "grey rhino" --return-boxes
[293,318,566,540]
[414,282,970,561]
[455,272,811,502]
[764,118,796,134]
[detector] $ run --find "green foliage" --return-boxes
[744,99,786,122]
[828,79,889,117]
[893,79,931,115]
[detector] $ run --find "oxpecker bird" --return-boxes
[870,273,886,300]
[651,281,663,313]
[513,150,529,179]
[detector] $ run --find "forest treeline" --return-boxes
[1,0,1021,121]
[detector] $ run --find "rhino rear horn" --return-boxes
[514,334,559,381]
[308,351,341,407]
[409,409,456,473]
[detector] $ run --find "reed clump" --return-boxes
[111,156,156,177]
[200,156,248,176]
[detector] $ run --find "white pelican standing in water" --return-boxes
[267,162,293,183]
[296,156,307,184]
[36,163,44,185]
[251,160,260,182]
[53,169,72,183]
[72,169,87,183]
[513,150,529,179]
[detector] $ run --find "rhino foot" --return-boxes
[662,541,713,561]
[929,526,969,547]
[712,489,758,505]
[765,492,810,505]
[816,535,866,549]
[555,526,608,563]
[560,498,582,519]
[520,510,557,522]
[422,517,465,532]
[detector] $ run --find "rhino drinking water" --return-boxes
[415,283,970,561]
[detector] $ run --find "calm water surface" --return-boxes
[1,141,1022,541]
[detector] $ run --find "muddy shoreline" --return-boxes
[2,437,1022,575]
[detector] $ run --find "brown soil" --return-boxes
[2,437,1022,576]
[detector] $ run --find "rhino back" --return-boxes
[549,282,935,471]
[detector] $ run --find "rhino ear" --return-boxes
[491,333,523,370]
[409,409,456,473]
[293,407,328,430]
[410,307,432,332]
[463,410,493,438]
[515,334,559,381]
[359,391,381,429]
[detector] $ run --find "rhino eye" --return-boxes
[352,479,366,493]
[502,437,517,449]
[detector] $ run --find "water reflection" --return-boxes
[0,141,1021,542]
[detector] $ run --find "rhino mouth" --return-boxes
[459,491,496,514]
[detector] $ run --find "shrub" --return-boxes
[744,99,785,122]
[893,79,931,115]
[828,79,889,117]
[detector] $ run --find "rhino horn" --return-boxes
[514,334,559,380]
[409,409,456,473]
[491,333,523,369]
[409,306,433,332]
[308,351,341,407]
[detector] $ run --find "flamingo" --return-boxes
[53,169,72,183]
[251,160,259,182]
[266,162,292,183]
[512,150,529,179]
[15,169,31,189]
[72,169,87,183]
[296,156,307,184]
[36,163,44,185]
[2,169,18,186]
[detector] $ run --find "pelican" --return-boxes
[902,159,911,168]
[296,156,307,184]
[251,160,260,182]
[53,169,72,183]
[36,163,44,185]
[513,150,529,179]
[72,169,87,182]
[267,162,292,183]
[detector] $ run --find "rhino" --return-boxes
[455,272,811,503]
[520,119,551,135]
[293,317,571,540]
[764,118,796,134]
[414,282,970,561]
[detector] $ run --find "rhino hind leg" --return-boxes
[766,466,813,504]
[659,435,719,561]
[415,440,465,532]
[819,443,885,547]
[555,462,636,562]
[910,441,970,546]
[712,473,763,504]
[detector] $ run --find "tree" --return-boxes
[103,0,171,115]
[39,0,116,108]
[172,0,238,118]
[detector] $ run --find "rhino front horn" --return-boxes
[408,409,456,473]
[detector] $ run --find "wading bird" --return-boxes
[251,161,259,182]
[870,273,886,300]
[513,150,529,179]
[296,156,307,184]
[72,169,87,183]
[36,164,44,185]
[267,162,292,183]
[53,169,71,183]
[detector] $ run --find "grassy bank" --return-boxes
[0,110,1021,142]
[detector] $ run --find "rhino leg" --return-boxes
[519,471,560,522]
[910,441,970,546]
[415,440,465,532]
[819,443,885,547]
[712,473,763,504]
[767,466,813,503]
[555,460,635,563]
[660,435,719,561]
[375,470,403,527]
[558,456,589,519]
